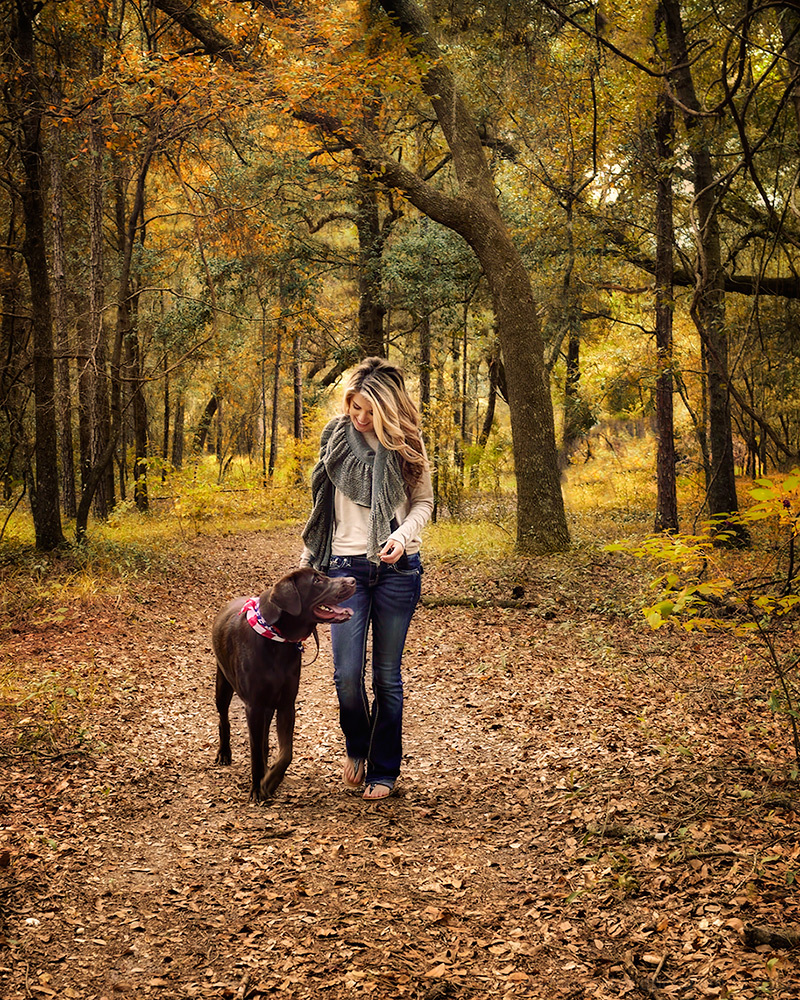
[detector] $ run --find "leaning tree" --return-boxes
[151,0,570,554]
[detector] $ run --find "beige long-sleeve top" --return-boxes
[301,429,433,563]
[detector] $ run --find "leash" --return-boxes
[240,598,320,665]
[304,627,320,666]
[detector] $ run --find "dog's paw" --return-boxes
[214,750,232,766]
[257,778,282,801]
[249,788,273,804]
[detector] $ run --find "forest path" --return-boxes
[2,526,798,1000]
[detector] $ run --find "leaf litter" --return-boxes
[1,527,798,999]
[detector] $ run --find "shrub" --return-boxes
[607,470,800,769]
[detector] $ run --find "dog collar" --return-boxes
[240,598,303,649]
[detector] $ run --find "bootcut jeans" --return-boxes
[326,553,422,785]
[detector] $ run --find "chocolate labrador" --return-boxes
[212,566,356,801]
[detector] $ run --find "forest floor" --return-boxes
[1,523,799,1000]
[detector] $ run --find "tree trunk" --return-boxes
[260,301,268,484]
[49,126,77,519]
[662,0,740,525]
[75,432,120,543]
[269,327,282,478]
[14,0,66,550]
[560,330,583,476]
[72,29,121,534]
[451,326,463,476]
[293,330,303,442]
[460,305,470,447]
[0,205,29,502]
[112,139,155,512]
[76,310,95,505]
[432,362,445,523]
[474,223,568,551]
[478,348,499,449]
[193,396,218,454]
[130,330,149,511]
[89,34,114,519]
[171,392,185,470]
[697,339,712,482]
[653,82,679,533]
[355,172,387,357]
[559,201,584,470]
[162,354,170,481]
[419,310,431,419]
[93,325,115,515]
[471,346,499,488]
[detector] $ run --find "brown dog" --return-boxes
[212,566,356,801]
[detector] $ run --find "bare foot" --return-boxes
[343,757,365,788]
[363,782,393,800]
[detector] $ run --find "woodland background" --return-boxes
[2,2,800,999]
[4,0,800,552]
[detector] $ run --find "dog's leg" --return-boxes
[245,705,274,802]
[214,665,234,765]
[260,698,295,799]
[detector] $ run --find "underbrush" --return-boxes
[0,460,308,629]
[563,434,708,544]
[0,438,758,623]
[2,438,792,761]
[0,460,310,759]
[0,656,114,760]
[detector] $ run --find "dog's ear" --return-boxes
[258,597,281,624]
[267,575,303,618]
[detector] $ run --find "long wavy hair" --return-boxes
[342,357,427,487]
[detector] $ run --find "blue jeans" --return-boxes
[327,553,422,785]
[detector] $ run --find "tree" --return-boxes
[48,124,77,519]
[7,0,66,550]
[151,0,570,554]
[653,76,679,533]
[354,169,399,358]
[0,199,29,507]
[660,0,740,527]
[374,0,568,551]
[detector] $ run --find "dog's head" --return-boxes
[259,567,356,634]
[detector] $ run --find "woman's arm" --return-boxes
[382,458,434,560]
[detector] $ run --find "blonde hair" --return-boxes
[342,357,427,487]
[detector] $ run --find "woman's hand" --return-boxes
[379,538,405,563]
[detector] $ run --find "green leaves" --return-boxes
[607,469,800,764]
[608,468,800,636]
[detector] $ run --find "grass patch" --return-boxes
[0,656,114,759]
[0,534,179,636]
[423,520,515,562]
[0,460,310,637]
[563,437,714,548]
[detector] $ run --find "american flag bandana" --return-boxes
[240,598,303,649]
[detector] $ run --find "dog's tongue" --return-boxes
[315,603,354,623]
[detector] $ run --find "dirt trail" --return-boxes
[2,527,799,999]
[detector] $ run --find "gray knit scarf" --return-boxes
[302,415,407,570]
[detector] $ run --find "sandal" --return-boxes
[363,781,395,801]
[343,757,365,788]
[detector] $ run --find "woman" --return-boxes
[301,357,433,800]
